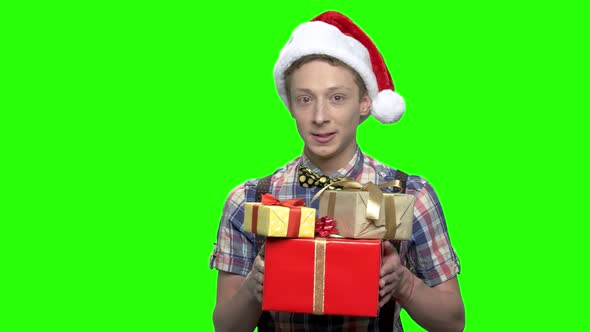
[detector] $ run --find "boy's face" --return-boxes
[288,60,371,168]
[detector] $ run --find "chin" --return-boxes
[306,145,338,161]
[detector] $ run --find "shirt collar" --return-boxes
[300,147,364,180]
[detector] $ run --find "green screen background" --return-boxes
[4,1,589,331]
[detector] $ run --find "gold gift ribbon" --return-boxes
[312,179,383,221]
[313,179,404,239]
[380,180,403,238]
[327,191,337,220]
[378,180,403,192]
[380,180,403,239]
[313,238,326,315]
[383,194,397,239]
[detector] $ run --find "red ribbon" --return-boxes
[315,216,339,237]
[260,193,304,237]
[261,193,305,208]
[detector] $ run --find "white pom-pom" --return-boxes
[371,90,406,124]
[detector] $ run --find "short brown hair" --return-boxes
[284,54,368,103]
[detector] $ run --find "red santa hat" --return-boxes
[274,11,406,124]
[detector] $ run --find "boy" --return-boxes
[210,11,464,331]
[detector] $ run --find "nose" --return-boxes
[312,99,329,125]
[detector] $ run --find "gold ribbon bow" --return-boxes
[312,179,383,220]
[312,179,405,239]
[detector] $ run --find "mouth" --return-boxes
[311,132,336,144]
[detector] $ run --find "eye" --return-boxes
[297,96,312,104]
[332,94,346,103]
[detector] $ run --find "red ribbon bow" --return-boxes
[261,193,305,208]
[315,216,339,237]
[257,193,305,238]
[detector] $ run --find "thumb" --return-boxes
[382,241,397,257]
[258,243,266,258]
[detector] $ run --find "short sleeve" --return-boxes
[209,184,257,277]
[406,178,460,287]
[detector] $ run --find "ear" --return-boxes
[359,94,371,117]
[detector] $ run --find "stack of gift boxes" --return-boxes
[243,183,415,317]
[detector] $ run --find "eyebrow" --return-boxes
[293,86,353,93]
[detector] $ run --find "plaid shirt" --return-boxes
[210,149,460,331]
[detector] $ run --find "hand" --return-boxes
[244,244,265,304]
[379,241,413,307]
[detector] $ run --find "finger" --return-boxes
[258,262,264,274]
[381,252,402,276]
[251,260,264,281]
[256,285,263,303]
[382,241,396,256]
[379,283,394,297]
[380,256,399,276]
[258,243,266,258]
[379,293,392,308]
[253,254,265,271]
[255,258,265,274]
[256,271,264,285]
[380,262,393,277]
[379,271,395,288]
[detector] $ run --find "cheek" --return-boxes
[338,108,361,126]
[292,111,311,124]
[293,116,308,134]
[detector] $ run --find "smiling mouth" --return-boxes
[311,132,336,143]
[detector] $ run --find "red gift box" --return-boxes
[262,237,381,317]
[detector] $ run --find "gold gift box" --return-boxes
[318,191,415,240]
[244,203,316,238]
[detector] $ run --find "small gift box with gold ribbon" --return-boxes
[315,180,416,240]
[243,194,316,238]
[262,237,381,317]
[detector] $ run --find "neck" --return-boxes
[304,144,358,175]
